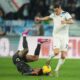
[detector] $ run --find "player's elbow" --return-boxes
[68,19,74,24]
[70,20,74,24]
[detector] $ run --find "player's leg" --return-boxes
[18,29,30,57]
[55,51,66,72]
[22,29,30,51]
[54,50,67,77]
[31,68,42,75]
[46,37,60,66]
[53,37,61,57]
[23,36,28,49]
[32,38,49,60]
[18,36,29,57]
[22,36,29,54]
[22,39,42,62]
[50,37,61,77]
[55,37,68,72]
[25,38,49,62]
[33,40,42,60]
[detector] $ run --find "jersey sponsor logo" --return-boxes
[16,58,20,61]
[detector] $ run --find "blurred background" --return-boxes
[0,0,80,36]
[0,0,80,57]
[0,1,80,80]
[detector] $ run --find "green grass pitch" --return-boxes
[0,57,80,80]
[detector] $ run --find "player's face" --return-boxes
[54,7,61,15]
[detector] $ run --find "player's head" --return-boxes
[54,3,62,15]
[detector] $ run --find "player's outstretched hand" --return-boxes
[35,17,41,22]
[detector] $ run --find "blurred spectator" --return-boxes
[5,3,30,20]
[28,0,50,19]
[0,31,6,36]
[75,7,80,20]
[0,0,79,20]
[10,20,24,35]
[67,0,76,5]
[17,3,30,19]
[0,7,6,36]
[53,0,63,4]
[62,0,80,20]
[32,21,44,36]
[36,0,50,16]
[0,8,4,22]
[67,0,77,13]
[5,12,16,20]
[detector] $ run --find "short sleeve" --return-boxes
[49,13,54,19]
[65,12,72,20]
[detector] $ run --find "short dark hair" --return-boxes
[54,3,62,8]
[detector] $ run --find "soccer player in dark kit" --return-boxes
[12,31,50,75]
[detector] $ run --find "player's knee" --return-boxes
[23,48,29,54]
[54,48,60,56]
[33,56,39,61]
[20,48,29,57]
[61,52,66,59]
[61,55,65,59]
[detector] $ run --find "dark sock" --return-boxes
[23,37,28,49]
[34,44,41,56]
[22,37,29,56]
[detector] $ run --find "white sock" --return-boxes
[49,53,54,60]
[55,58,65,71]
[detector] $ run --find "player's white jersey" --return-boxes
[49,11,72,37]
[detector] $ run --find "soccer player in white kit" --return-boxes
[35,3,74,75]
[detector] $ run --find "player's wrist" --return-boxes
[40,18,44,21]
[65,21,68,24]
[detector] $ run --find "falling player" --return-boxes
[12,31,49,75]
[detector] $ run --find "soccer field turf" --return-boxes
[0,58,80,80]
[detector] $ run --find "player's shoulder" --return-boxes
[49,13,55,18]
[61,11,71,18]
[62,11,69,15]
[50,13,55,16]
[62,11,70,15]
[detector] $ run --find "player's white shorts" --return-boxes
[53,35,69,51]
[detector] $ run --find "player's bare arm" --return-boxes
[61,18,74,24]
[35,16,51,21]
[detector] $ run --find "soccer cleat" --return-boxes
[22,29,30,36]
[38,38,48,43]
